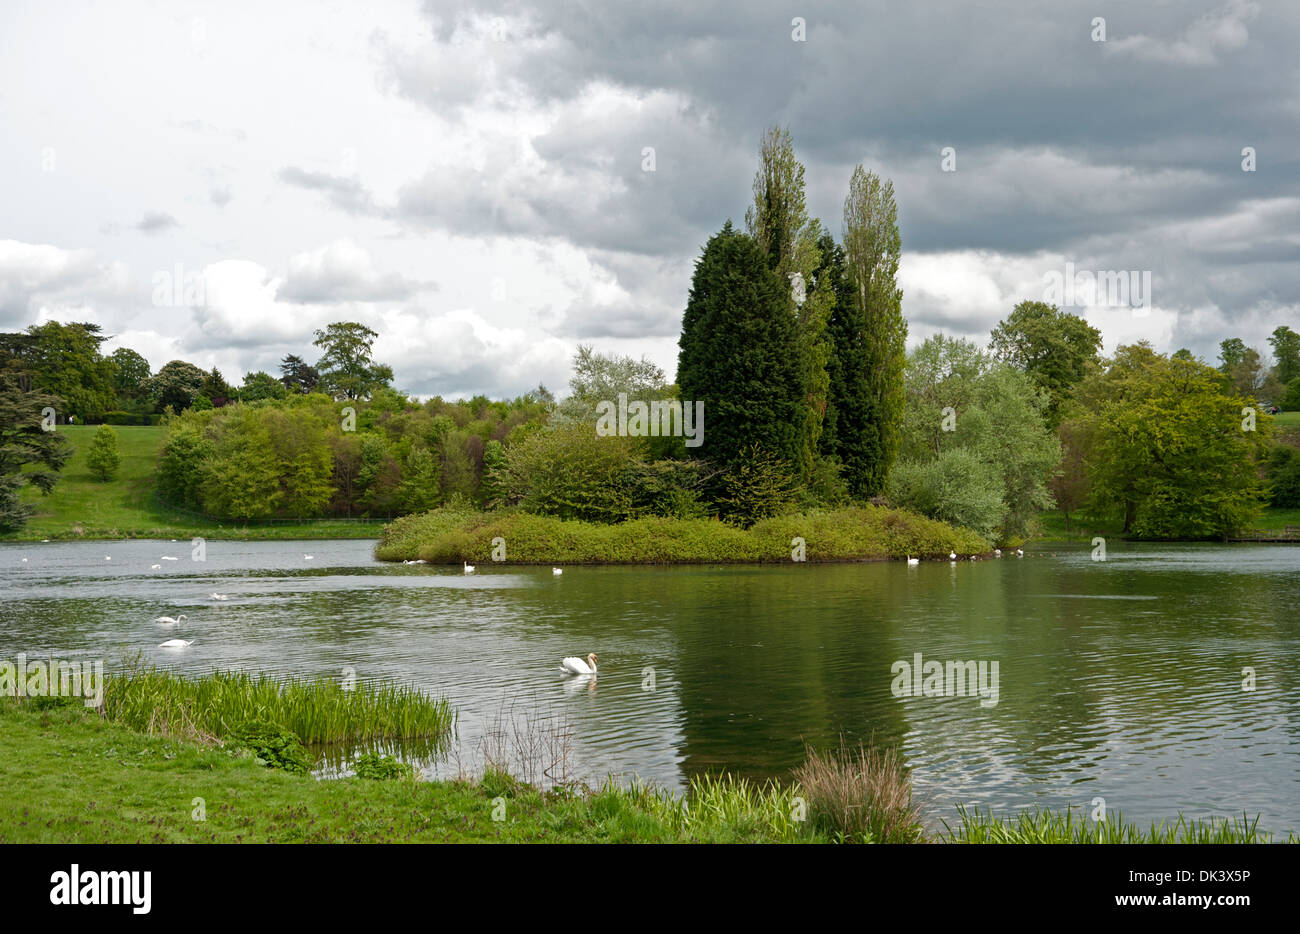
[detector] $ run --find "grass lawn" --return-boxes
[0,699,816,843]
[1271,410,1300,429]
[7,425,385,542]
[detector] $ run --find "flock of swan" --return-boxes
[907,549,1024,565]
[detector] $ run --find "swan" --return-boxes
[304,555,314,561]
[21,557,27,563]
[906,555,919,566]
[553,567,563,575]
[1016,548,1024,557]
[560,652,597,675]
[210,593,229,601]
[105,556,111,560]
[949,551,956,560]
[150,564,161,569]
[463,562,475,574]
[155,615,188,626]
[161,556,178,561]
[159,639,193,649]
[994,548,1002,557]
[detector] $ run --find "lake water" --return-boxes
[2,538,1298,832]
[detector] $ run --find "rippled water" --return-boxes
[2,538,1297,831]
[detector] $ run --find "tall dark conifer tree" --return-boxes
[677,222,803,473]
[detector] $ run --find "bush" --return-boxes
[1267,445,1300,507]
[887,448,1004,538]
[86,425,121,481]
[1284,377,1300,411]
[100,411,162,426]
[232,720,313,774]
[352,752,413,780]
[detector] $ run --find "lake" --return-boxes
[2,538,1297,833]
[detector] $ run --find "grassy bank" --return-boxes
[1,697,1286,844]
[375,505,992,565]
[6,425,385,541]
[1036,507,1300,543]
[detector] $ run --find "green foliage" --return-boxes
[313,322,393,401]
[375,504,990,564]
[990,301,1102,426]
[147,360,207,412]
[0,372,72,532]
[744,126,832,479]
[841,166,906,495]
[1284,377,1300,411]
[1072,343,1270,538]
[893,335,1059,540]
[156,427,213,510]
[278,354,320,394]
[20,322,117,421]
[677,222,804,473]
[713,443,795,527]
[352,753,413,781]
[233,720,313,774]
[1266,445,1300,507]
[108,347,152,401]
[239,370,289,402]
[1270,326,1300,386]
[85,424,121,481]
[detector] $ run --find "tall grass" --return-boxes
[102,664,455,747]
[607,774,811,841]
[943,805,1283,844]
[793,738,924,843]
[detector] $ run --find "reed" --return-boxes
[101,664,455,747]
[943,805,1282,844]
[792,737,924,843]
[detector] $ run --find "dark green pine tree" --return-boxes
[677,222,803,476]
[815,232,875,496]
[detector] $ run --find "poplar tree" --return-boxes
[744,126,831,480]
[842,166,906,495]
[815,232,874,495]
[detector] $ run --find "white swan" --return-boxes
[150,564,161,569]
[553,567,563,575]
[994,548,1002,557]
[1016,548,1024,557]
[155,615,188,626]
[463,562,475,574]
[161,556,178,561]
[304,555,314,561]
[210,593,229,601]
[949,551,957,560]
[906,555,919,566]
[560,652,597,675]
[159,639,193,648]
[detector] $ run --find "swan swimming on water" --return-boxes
[560,653,597,675]
[151,564,161,569]
[161,556,178,561]
[906,555,919,566]
[553,567,563,575]
[155,615,188,626]
[463,562,475,574]
[949,551,957,560]
[159,639,193,649]
[210,593,229,601]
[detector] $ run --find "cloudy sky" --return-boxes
[1,0,1296,399]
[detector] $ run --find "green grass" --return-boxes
[375,504,992,564]
[6,425,386,541]
[1271,410,1300,429]
[2,699,1288,844]
[942,804,1290,844]
[101,665,455,748]
[1036,506,1300,542]
[0,699,822,843]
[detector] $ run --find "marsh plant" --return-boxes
[943,806,1285,844]
[101,663,454,749]
[793,737,924,843]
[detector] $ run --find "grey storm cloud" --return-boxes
[135,212,180,234]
